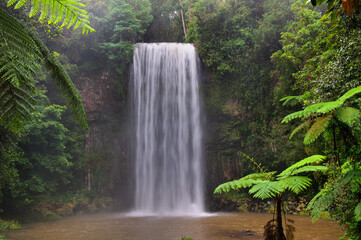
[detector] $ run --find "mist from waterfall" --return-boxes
[130,43,204,216]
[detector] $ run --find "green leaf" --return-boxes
[291,165,328,175]
[316,101,342,114]
[249,181,284,200]
[280,95,302,106]
[242,171,277,181]
[304,115,332,145]
[335,107,361,126]
[214,178,263,194]
[7,0,95,34]
[278,176,312,194]
[355,202,361,221]
[289,120,310,139]
[338,85,361,103]
[278,155,326,178]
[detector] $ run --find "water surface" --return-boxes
[4,212,342,240]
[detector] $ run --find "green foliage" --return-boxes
[6,0,95,34]
[99,0,152,74]
[0,219,21,230]
[11,98,73,200]
[282,85,361,144]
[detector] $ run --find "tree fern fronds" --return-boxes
[278,155,326,178]
[290,165,328,175]
[308,187,338,222]
[304,115,332,145]
[354,202,361,221]
[335,107,361,126]
[27,30,88,130]
[316,100,343,114]
[282,110,307,123]
[280,95,302,106]
[242,171,277,181]
[7,0,95,34]
[214,178,264,194]
[289,120,310,139]
[278,176,312,194]
[282,103,324,123]
[249,181,284,200]
[338,85,361,103]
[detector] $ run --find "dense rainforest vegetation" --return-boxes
[0,0,361,239]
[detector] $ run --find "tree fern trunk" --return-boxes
[276,196,286,240]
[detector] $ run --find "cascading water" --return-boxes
[131,43,204,216]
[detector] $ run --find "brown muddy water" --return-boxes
[3,212,342,240]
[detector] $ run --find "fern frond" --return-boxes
[316,100,343,114]
[7,0,95,34]
[338,85,361,103]
[290,165,328,175]
[278,176,312,194]
[308,187,338,222]
[289,120,310,139]
[304,115,332,145]
[335,107,361,126]
[214,178,263,194]
[355,202,361,221]
[242,171,277,181]
[0,9,88,131]
[282,103,323,123]
[27,30,88,130]
[278,155,326,178]
[280,95,302,106]
[0,9,40,132]
[249,181,284,200]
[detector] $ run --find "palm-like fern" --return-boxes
[214,155,327,240]
[7,0,95,34]
[214,155,326,199]
[0,8,88,131]
[282,85,361,145]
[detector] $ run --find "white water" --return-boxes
[131,43,204,216]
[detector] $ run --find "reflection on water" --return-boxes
[4,212,342,240]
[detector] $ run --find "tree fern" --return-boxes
[282,85,361,144]
[278,155,326,178]
[289,120,310,139]
[27,29,88,130]
[355,202,361,221]
[0,9,88,131]
[7,0,95,34]
[338,85,361,103]
[249,181,284,200]
[303,115,332,145]
[280,95,302,107]
[335,107,361,126]
[278,176,312,194]
[214,178,265,194]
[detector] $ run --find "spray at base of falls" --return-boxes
[130,43,205,216]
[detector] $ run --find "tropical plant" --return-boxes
[0,0,94,132]
[281,85,361,167]
[214,155,327,240]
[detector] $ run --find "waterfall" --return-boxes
[131,43,204,216]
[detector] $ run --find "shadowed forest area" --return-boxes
[0,0,361,239]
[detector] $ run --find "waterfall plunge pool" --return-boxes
[3,212,342,240]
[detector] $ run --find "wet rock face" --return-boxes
[77,71,123,121]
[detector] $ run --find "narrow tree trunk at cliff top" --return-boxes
[179,0,187,38]
[131,43,204,216]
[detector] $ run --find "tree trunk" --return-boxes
[276,196,286,240]
[179,0,187,38]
